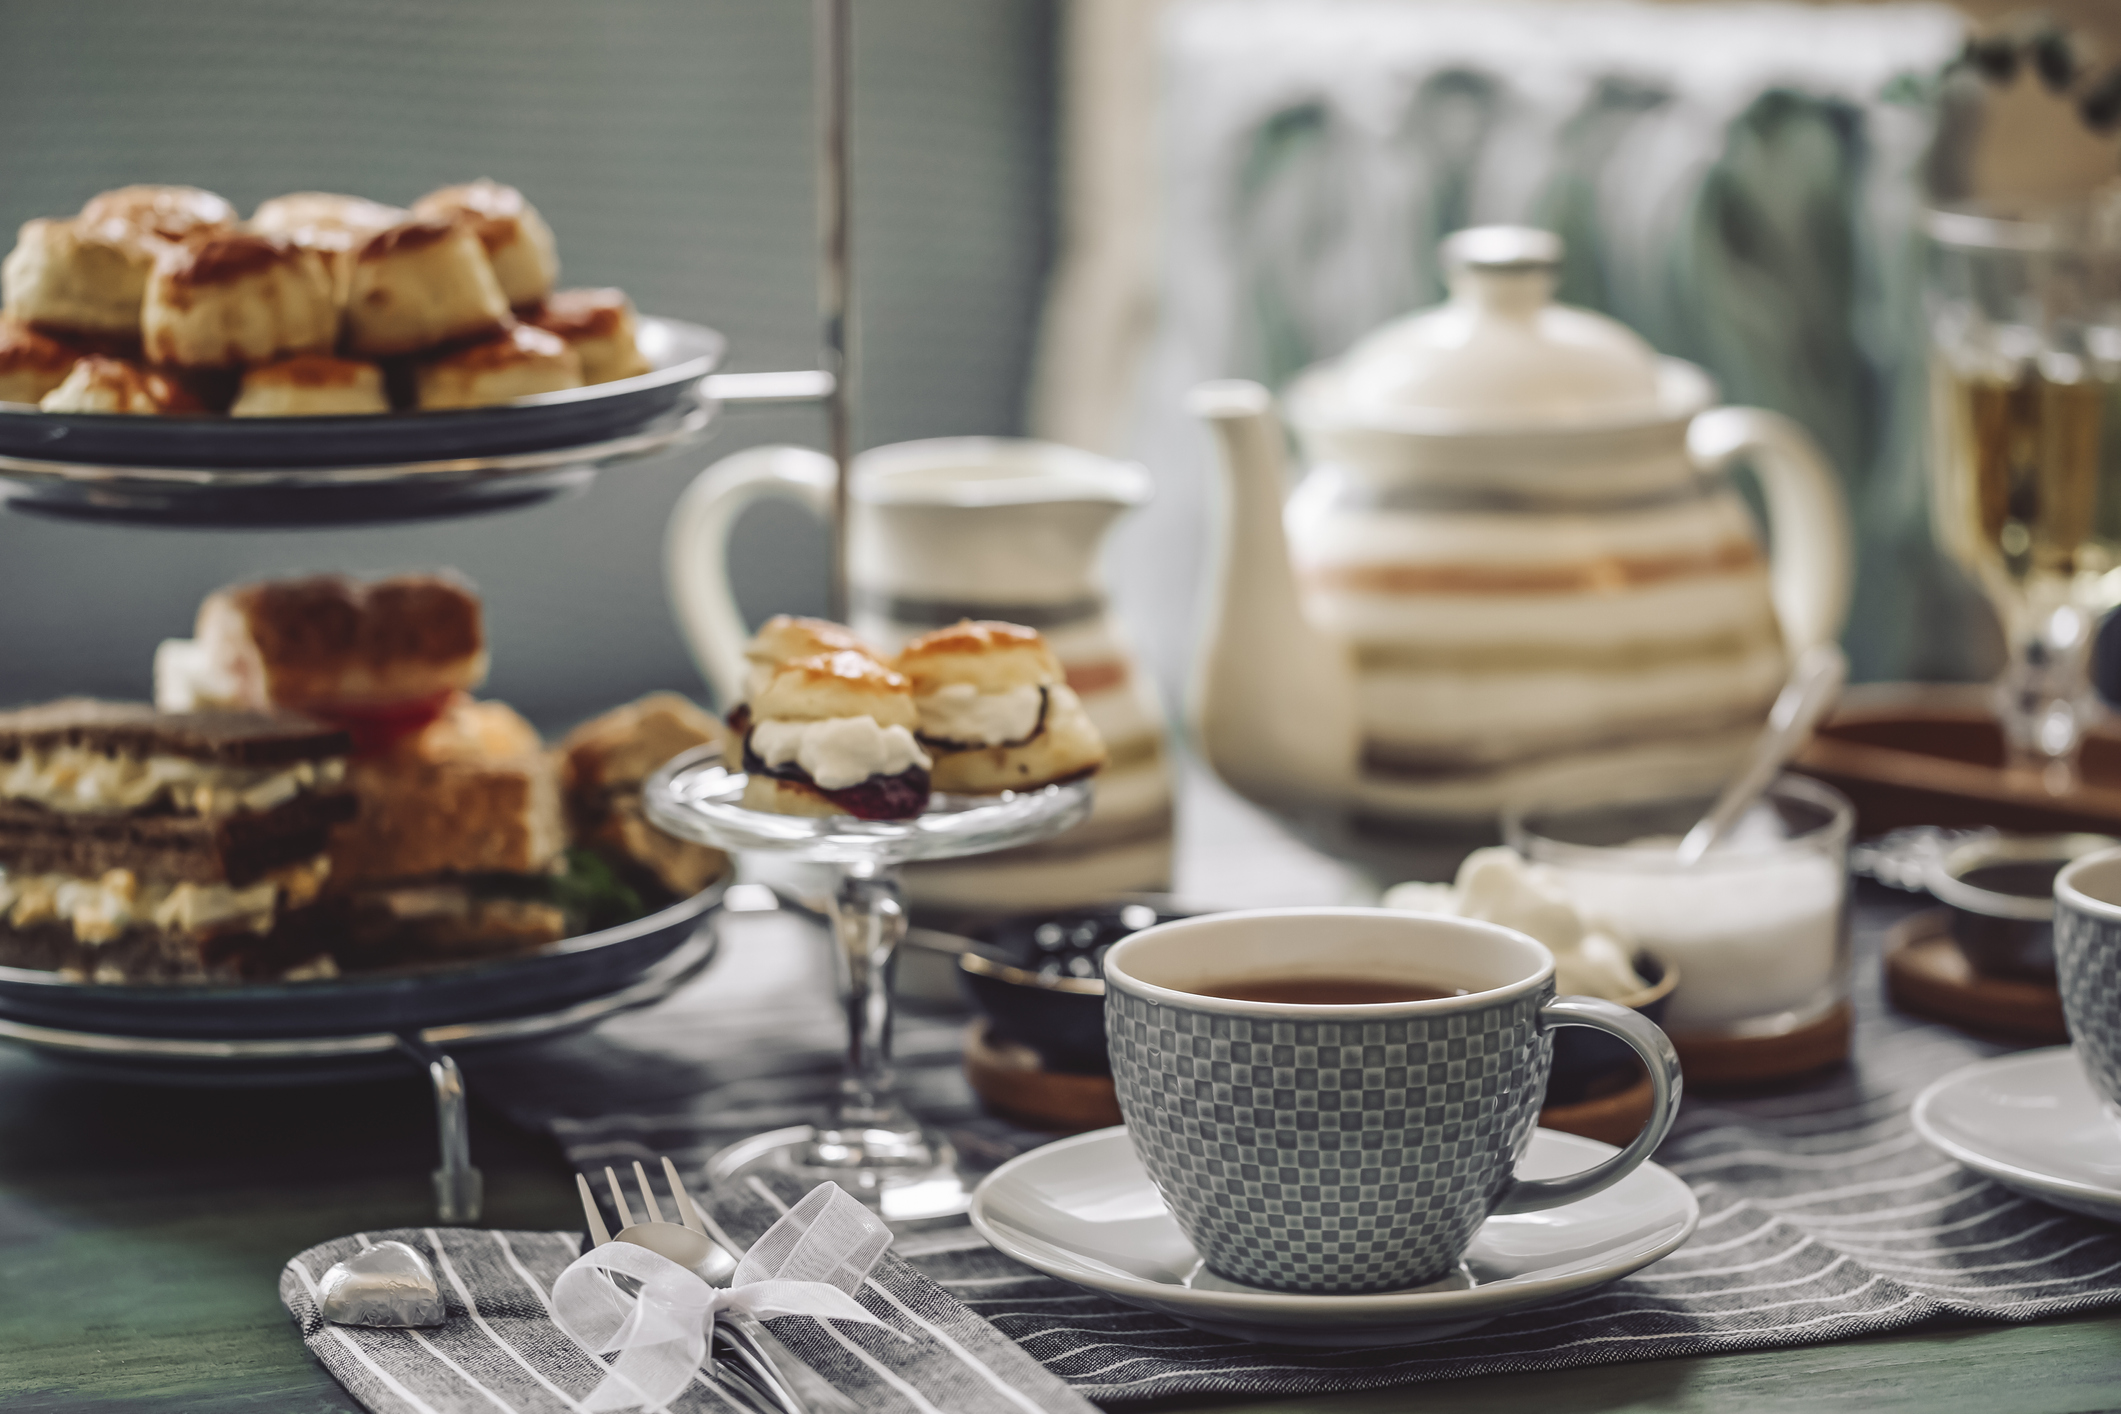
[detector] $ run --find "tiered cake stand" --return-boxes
[0,3,874,1219]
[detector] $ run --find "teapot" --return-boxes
[1188,226,1851,830]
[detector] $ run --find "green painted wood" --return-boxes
[3,1042,2117,1414]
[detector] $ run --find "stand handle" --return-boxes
[399,1037,484,1223]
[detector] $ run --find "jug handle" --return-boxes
[1687,408,1851,654]
[664,445,836,707]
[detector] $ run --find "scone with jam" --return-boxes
[739,651,931,820]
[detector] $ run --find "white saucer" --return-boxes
[967,1126,1699,1346]
[1912,1047,2121,1223]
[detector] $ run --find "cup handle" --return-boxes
[663,445,836,707]
[1489,995,1684,1215]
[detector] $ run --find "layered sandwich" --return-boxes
[560,693,730,901]
[739,651,932,820]
[155,571,572,962]
[894,620,1107,793]
[0,699,352,982]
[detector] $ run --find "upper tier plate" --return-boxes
[0,316,724,468]
[0,317,799,527]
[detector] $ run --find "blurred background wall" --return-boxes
[5,0,2121,731]
[0,0,1055,730]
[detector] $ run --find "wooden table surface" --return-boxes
[6,769,2121,1411]
[4,1029,2120,1414]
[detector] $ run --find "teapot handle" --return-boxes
[664,445,836,707]
[1687,408,1851,653]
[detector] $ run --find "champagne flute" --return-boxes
[1926,200,2121,792]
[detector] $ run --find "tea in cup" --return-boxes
[1103,908,1682,1294]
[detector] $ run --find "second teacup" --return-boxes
[1103,908,1682,1295]
[2051,848,2121,1115]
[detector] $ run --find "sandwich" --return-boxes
[0,699,352,982]
[560,693,730,901]
[894,620,1107,793]
[739,651,931,820]
[155,571,574,963]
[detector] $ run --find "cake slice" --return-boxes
[0,700,352,982]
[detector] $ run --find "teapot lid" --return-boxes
[1325,226,1669,426]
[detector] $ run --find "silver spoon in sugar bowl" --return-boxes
[1674,643,1847,867]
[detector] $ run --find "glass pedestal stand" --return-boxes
[646,746,1094,1221]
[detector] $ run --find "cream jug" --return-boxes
[1190,226,1851,829]
[666,437,1173,917]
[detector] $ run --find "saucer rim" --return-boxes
[1910,1046,2121,1212]
[967,1125,1700,1317]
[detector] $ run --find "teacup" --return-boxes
[1103,908,1682,1294]
[2049,849,2121,1114]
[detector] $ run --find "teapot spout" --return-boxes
[1186,380,1361,814]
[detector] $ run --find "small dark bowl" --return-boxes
[1928,834,2118,981]
[1543,953,1679,1107]
[958,898,1206,1075]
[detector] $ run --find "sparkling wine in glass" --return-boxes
[1927,202,2121,790]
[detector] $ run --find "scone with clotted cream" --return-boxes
[724,615,881,741]
[39,355,204,415]
[739,651,931,820]
[413,323,582,409]
[528,288,651,384]
[1,218,153,351]
[412,180,559,310]
[895,620,1106,793]
[0,319,81,404]
[230,355,389,417]
[343,218,510,357]
[142,232,337,369]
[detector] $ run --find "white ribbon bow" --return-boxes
[551,1182,893,1412]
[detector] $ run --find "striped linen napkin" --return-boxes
[280,1168,1096,1414]
[455,893,2121,1405]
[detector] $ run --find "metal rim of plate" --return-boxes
[0,879,726,1081]
[0,318,837,527]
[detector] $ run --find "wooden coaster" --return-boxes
[1668,1002,1852,1090]
[1885,908,2068,1045]
[963,1021,1123,1134]
[1540,1065,1655,1148]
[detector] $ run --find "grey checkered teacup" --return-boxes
[2052,849,2121,1114]
[1104,908,1683,1295]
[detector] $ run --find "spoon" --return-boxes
[1674,643,1847,867]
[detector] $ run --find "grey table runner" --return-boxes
[457,892,2121,1406]
[281,1169,1096,1414]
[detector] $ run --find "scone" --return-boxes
[413,323,582,409]
[249,192,408,306]
[343,218,510,357]
[229,355,389,417]
[412,180,560,309]
[726,615,880,738]
[1,218,152,350]
[528,288,651,384]
[740,651,932,820]
[79,185,236,246]
[895,619,1107,793]
[0,319,80,404]
[560,693,730,898]
[142,232,337,368]
[39,355,204,414]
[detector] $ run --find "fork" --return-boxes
[576,1157,856,1414]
